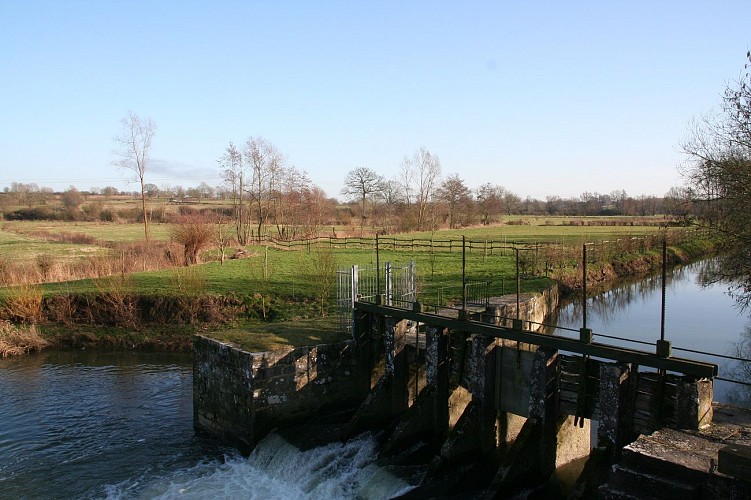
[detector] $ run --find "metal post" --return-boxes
[376,234,380,301]
[582,243,587,330]
[661,239,667,342]
[388,262,394,306]
[656,238,672,359]
[515,247,520,319]
[462,236,467,313]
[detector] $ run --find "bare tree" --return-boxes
[681,51,751,306]
[401,147,441,230]
[341,167,384,235]
[436,173,471,228]
[114,111,156,241]
[219,142,249,244]
[245,136,285,242]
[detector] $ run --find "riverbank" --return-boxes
[0,234,719,356]
[554,236,719,294]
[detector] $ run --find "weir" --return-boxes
[193,287,751,497]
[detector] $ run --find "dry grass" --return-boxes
[0,282,43,324]
[0,321,49,357]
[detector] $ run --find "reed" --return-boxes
[0,321,49,357]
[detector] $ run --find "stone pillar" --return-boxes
[353,309,372,396]
[426,324,449,432]
[466,334,497,453]
[193,336,255,455]
[529,347,559,477]
[676,377,713,430]
[386,316,409,414]
[598,362,632,451]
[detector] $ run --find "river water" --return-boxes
[1,259,749,498]
[0,351,416,499]
[555,258,751,406]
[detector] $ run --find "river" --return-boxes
[555,258,751,406]
[0,351,416,499]
[1,259,749,498]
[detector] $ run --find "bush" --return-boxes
[0,283,43,324]
[170,215,214,265]
[0,321,49,357]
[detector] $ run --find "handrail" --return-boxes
[354,300,719,379]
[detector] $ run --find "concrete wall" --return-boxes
[193,335,365,454]
[483,284,560,330]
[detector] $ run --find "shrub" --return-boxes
[0,321,49,357]
[170,215,214,265]
[0,283,43,324]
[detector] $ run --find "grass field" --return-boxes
[0,216,705,352]
[2,216,678,295]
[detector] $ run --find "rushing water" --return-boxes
[2,258,750,498]
[0,351,417,499]
[555,258,751,406]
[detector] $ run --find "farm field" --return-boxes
[0,215,694,313]
[0,216,712,352]
[1,215,669,264]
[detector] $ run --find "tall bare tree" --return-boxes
[219,142,249,244]
[245,136,285,242]
[401,147,441,230]
[114,111,156,241]
[341,167,384,235]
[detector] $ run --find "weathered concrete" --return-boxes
[345,316,409,436]
[483,285,560,331]
[193,335,364,453]
[598,403,751,499]
[193,335,255,454]
[380,325,449,456]
[597,362,632,451]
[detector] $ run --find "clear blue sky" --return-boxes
[1,1,749,200]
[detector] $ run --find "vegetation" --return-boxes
[0,321,48,357]
[0,119,723,355]
[680,52,751,307]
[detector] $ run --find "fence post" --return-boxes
[409,260,416,304]
[351,264,359,310]
[385,262,393,306]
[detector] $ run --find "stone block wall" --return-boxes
[194,335,364,453]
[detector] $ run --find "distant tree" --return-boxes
[436,173,472,228]
[215,215,233,265]
[61,186,84,210]
[664,186,693,219]
[144,183,160,198]
[114,111,156,241]
[681,51,751,306]
[196,182,214,200]
[219,141,249,245]
[476,183,502,224]
[244,136,285,241]
[476,183,519,220]
[101,186,119,199]
[545,195,562,215]
[341,167,384,235]
[401,147,441,230]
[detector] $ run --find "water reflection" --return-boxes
[559,262,701,329]
[555,259,751,406]
[725,324,751,407]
